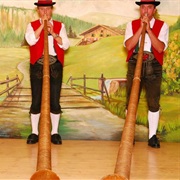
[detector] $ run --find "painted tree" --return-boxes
[162,17,180,95]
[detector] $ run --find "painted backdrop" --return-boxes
[0,0,179,142]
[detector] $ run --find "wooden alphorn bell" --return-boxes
[102,22,147,180]
[30,20,60,180]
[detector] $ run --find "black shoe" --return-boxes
[148,135,160,148]
[51,134,62,145]
[27,133,38,144]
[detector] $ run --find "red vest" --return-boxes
[126,19,164,65]
[29,20,65,65]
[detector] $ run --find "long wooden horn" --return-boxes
[101,22,147,180]
[30,20,60,180]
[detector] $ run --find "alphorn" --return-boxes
[102,22,147,180]
[30,20,60,180]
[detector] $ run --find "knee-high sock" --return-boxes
[148,110,159,139]
[31,113,40,135]
[50,113,60,135]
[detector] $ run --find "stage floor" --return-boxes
[0,139,179,180]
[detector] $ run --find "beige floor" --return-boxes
[0,139,179,180]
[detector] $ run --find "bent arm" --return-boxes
[50,23,70,50]
[146,28,165,53]
[125,27,143,51]
[124,21,143,51]
[25,21,44,46]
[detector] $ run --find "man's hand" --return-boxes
[47,21,54,34]
[141,14,151,32]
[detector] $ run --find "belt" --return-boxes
[132,51,154,61]
[37,55,57,65]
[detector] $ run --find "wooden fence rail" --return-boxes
[0,75,21,96]
[66,74,110,103]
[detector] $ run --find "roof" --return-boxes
[79,25,122,36]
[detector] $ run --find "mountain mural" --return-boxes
[0,0,179,18]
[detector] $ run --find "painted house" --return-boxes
[77,25,125,45]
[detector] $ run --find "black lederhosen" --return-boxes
[29,58,63,114]
[126,53,162,112]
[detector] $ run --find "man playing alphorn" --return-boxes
[25,0,70,145]
[124,0,169,148]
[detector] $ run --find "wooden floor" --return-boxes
[0,139,179,180]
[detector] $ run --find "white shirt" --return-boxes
[25,19,70,56]
[124,18,169,52]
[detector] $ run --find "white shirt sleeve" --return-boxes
[158,22,169,51]
[59,23,70,50]
[123,22,133,47]
[25,23,39,46]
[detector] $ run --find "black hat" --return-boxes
[135,0,160,6]
[34,0,56,6]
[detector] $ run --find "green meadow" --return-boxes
[0,34,179,142]
[64,36,180,142]
[64,36,127,84]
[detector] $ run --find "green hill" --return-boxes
[63,35,127,86]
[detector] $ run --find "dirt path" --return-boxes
[0,60,148,141]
